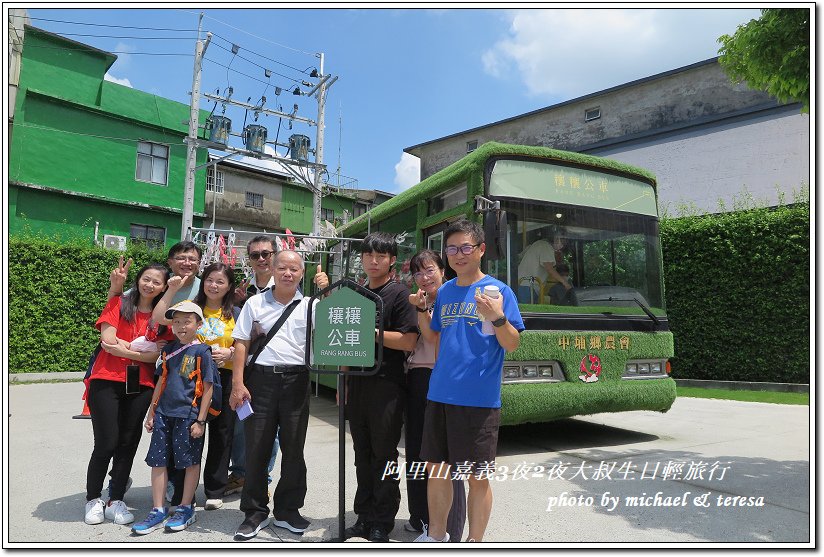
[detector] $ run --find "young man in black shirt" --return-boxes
[343,232,418,542]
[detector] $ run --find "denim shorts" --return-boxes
[145,412,205,469]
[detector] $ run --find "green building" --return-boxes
[9,25,208,248]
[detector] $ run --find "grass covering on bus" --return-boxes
[518,304,667,316]
[501,329,676,424]
[341,141,657,236]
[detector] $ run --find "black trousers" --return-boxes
[347,375,406,532]
[86,379,153,501]
[203,368,236,499]
[240,366,310,523]
[405,368,467,542]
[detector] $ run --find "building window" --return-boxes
[129,223,166,249]
[466,140,478,153]
[245,191,264,209]
[354,202,368,218]
[136,141,169,185]
[206,167,224,194]
[321,208,335,222]
[585,107,601,122]
[428,182,467,214]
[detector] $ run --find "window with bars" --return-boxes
[136,141,169,185]
[129,223,166,249]
[354,203,368,218]
[245,191,264,209]
[321,208,335,222]
[206,167,224,194]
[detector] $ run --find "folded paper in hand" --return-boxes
[130,336,159,353]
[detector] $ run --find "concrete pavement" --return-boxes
[5,381,811,547]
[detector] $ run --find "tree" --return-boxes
[718,8,810,112]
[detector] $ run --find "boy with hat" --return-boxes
[132,301,218,535]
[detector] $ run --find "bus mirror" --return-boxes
[484,210,507,260]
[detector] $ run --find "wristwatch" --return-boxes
[492,315,508,328]
[416,305,431,313]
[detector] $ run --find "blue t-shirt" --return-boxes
[155,341,217,420]
[427,275,525,408]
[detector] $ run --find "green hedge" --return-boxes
[660,202,810,383]
[9,236,167,374]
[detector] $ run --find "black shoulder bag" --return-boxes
[247,299,301,367]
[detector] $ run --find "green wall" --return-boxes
[9,25,208,248]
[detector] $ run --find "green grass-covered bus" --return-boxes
[320,142,676,425]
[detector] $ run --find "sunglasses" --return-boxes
[445,243,481,256]
[249,250,273,261]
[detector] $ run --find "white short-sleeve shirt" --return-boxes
[233,289,310,366]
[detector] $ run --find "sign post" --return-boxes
[305,278,384,542]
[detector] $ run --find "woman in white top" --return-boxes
[405,249,466,541]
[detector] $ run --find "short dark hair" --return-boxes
[360,232,397,257]
[410,249,445,274]
[167,241,202,260]
[444,218,483,245]
[247,235,275,252]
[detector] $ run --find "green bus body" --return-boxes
[320,142,676,425]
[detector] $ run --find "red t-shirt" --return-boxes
[91,296,173,389]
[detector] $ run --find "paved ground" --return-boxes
[5,381,812,547]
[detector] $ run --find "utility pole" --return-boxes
[182,13,211,241]
[312,53,326,234]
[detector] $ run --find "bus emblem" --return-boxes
[579,354,602,383]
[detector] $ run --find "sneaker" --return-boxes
[106,476,133,500]
[165,504,196,532]
[131,508,169,535]
[224,474,245,496]
[234,516,271,541]
[272,511,310,534]
[368,525,390,542]
[413,525,450,542]
[205,499,223,510]
[84,498,105,525]
[403,519,424,533]
[104,500,134,525]
[343,520,371,540]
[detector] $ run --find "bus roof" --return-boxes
[340,141,658,235]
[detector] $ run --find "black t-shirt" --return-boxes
[366,279,418,384]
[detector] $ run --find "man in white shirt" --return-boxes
[229,250,320,541]
[517,235,571,302]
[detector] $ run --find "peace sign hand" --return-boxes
[109,256,133,293]
[409,289,428,310]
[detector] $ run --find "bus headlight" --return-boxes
[522,365,538,378]
[650,362,661,374]
[625,363,638,375]
[539,365,554,377]
[503,366,520,379]
[638,363,650,374]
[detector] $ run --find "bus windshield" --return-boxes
[485,158,665,311]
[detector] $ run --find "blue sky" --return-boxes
[22,6,761,194]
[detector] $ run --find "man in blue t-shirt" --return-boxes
[414,219,524,543]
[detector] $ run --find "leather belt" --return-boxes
[253,364,306,374]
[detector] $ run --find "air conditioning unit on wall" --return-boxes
[103,234,127,251]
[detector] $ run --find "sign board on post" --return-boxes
[312,285,376,369]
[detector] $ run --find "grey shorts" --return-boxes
[419,400,500,477]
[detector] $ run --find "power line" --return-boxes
[14,122,187,147]
[8,42,193,56]
[211,41,303,84]
[203,56,298,92]
[36,32,198,40]
[211,32,313,75]
[13,14,197,33]
[195,12,316,57]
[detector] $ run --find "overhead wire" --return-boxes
[210,32,313,75]
[210,41,304,84]
[192,11,316,57]
[14,14,197,32]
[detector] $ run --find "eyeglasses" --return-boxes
[445,243,481,256]
[172,255,200,263]
[413,268,438,282]
[249,250,273,261]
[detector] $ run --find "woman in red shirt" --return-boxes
[84,263,173,527]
